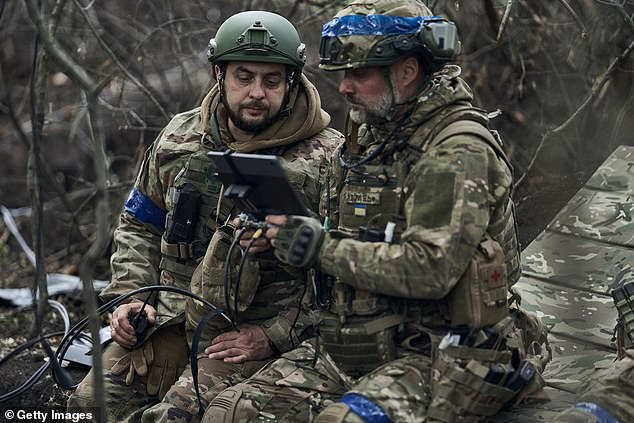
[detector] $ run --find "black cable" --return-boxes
[0,331,65,366]
[234,230,262,328]
[52,285,231,389]
[287,269,310,350]
[0,300,70,403]
[337,111,411,170]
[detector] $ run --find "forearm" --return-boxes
[319,227,479,299]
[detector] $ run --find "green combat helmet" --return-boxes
[208,11,306,84]
[319,0,460,72]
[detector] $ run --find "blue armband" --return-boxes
[124,188,166,230]
[574,402,620,423]
[339,393,389,423]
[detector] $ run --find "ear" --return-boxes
[214,64,222,80]
[397,56,421,90]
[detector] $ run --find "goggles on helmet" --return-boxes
[319,14,460,71]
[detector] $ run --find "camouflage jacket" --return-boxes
[101,75,342,352]
[318,65,520,325]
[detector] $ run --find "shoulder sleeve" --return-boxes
[101,125,200,302]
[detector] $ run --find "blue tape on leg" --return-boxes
[339,393,389,423]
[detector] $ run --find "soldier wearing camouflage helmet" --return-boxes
[202,0,550,422]
[68,10,341,423]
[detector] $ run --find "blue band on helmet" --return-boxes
[322,14,443,38]
[124,188,166,230]
[574,402,620,423]
[339,393,389,423]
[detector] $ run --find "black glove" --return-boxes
[273,216,325,268]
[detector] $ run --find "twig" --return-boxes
[0,59,87,240]
[497,0,514,42]
[25,0,108,418]
[516,37,634,188]
[558,0,588,39]
[72,0,171,121]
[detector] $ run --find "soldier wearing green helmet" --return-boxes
[202,0,550,422]
[67,10,342,423]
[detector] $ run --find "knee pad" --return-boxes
[202,387,243,423]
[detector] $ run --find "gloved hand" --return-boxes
[269,215,325,267]
[110,324,188,400]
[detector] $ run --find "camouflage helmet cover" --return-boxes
[208,11,306,69]
[319,0,460,71]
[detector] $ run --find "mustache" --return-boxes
[344,95,361,106]
[240,101,267,110]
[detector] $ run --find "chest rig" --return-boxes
[160,144,232,283]
[318,104,521,377]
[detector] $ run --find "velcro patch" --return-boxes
[342,191,380,205]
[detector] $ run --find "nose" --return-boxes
[339,75,353,96]
[249,80,266,99]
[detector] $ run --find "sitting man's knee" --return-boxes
[203,388,245,423]
[67,377,93,410]
[314,394,383,423]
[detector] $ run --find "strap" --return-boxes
[433,120,509,167]
[362,314,409,335]
[191,309,224,417]
[426,110,514,175]
[441,345,512,363]
[161,237,194,260]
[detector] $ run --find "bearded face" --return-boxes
[339,66,400,125]
[220,62,288,134]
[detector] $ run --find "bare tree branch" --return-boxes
[24,0,110,419]
[558,0,588,39]
[497,0,514,42]
[516,37,634,188]
[72,0,171,121]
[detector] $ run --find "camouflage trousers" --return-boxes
[67,342,160,423]
[203,338,433,423]
[140,357,272,423]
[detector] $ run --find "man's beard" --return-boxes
[223,97,282,134]
[347,88,395,125]
[348,72,402,125]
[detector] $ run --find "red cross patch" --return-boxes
[491,270,502,282]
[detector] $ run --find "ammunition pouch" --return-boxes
[427,316,548,422]
[446,235,509,328]
[160,182,208,279]
[612,282,634,358]
[164,183,201,245]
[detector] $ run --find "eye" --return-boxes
[351,69,367,79]
[264,78,282,88]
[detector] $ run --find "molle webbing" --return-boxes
[319,313,411,376]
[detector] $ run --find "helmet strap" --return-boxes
[381,63,434,121]
[279,65,302,118]
[216,65,227,103]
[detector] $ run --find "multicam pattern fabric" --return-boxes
[68,74,342,422]
[202,339,432,423]
[204,66,528,422]
[490,145,634,422]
